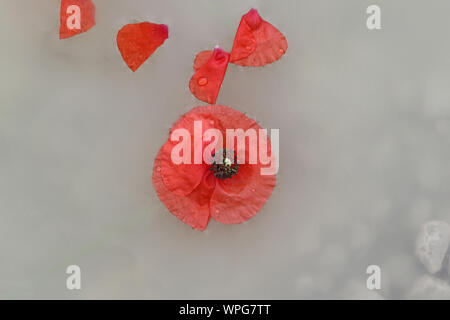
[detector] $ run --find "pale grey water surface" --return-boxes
[1,0,450,299]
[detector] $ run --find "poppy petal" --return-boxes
[153,147,215,231]
[208,106,277,224]
[189,47,230,104]
[230,9,288,67]
[160,109,218,196]
[117,22,169,72]
[210,163,276,225]
[159,141,208,196]
[193,50,213,71]
[184,105,260,134]
[59,0,96,39]
[208,105,260,133]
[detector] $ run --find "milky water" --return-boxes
[1,0,450,299]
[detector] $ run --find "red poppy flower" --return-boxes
[230,9,288,67]
[189,47,230,104]
[117,22,169,72]
[153,105,276,230]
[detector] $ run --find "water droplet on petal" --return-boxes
[279,48,285,54]
[157,167,161,172]
[198,77,208,86]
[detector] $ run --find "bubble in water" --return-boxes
[198,77,208,86]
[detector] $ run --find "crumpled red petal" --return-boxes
[117,22,169,72]
[211,164,276,225]
[189,47,230,104]
[193,51,213,71]
[209,113,276,224]
[159,110,217,196]
[204,104,260,134]
[230,9,288,67]
[153,147,216,231]
[59,0,96,39]
[158,141,208,196]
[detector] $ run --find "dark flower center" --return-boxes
[210,149,239,180]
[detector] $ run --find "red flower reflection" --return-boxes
[153,105,276,230]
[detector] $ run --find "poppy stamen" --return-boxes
[210,149,239,180]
